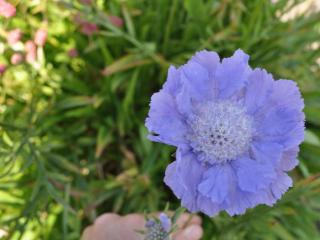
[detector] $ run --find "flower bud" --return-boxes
[7,29,23,45]
[0,0,16,18]
[34,29,47,46]
[11,53,23,65]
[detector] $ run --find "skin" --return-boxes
[81,213,203,240]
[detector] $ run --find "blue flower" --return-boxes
[145,213,171,240]
[145,49,305,216]
[159,213,171,232]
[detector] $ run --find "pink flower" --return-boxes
[11,53,23,65]
[34,28,47,46]
[80,22,98,36]
[25,40,37,63]
[80,0,91,5]
[26,51,36,63]
[25,40,36,52]
[108,15,124,27]
[73,12,98,36]
[67,48,78,58]
[0,0,16,18]
[0,64,6,74]
[73,13,85,25]
[7,29,23,45]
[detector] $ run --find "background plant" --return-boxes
[0,0,320,239]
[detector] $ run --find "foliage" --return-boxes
[0,0,320,239]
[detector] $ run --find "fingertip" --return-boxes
[122,213,145,227]
[94,213,120,226]
[176,213,202,227]
[81,226,94,240]
[190,215,202,225]
[178,225,203,240]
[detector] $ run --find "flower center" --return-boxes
[188,101,253,164]
[145,220,170,240]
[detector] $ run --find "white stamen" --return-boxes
[188,101,253,164]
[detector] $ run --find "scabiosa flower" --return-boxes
[0,0,16,18]
[7,29,23,45]
[145,213,171,240]
[145,49,305,216]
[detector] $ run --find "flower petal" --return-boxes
[225,187,257,216]
[198,163,234,204]
[181,61,212,102]
[159,213,171,232]
[258,107,302,136]
[254,79,305,148]
[244,68,274,114]
[196,195,221,217]
[145,91,187,146]
[164,148,205,212]
[251,140,283,165]
[162,66,181,96]
[271,172,292,199]
[191,50,220,75]
[253,188,277,206]
[256,107,305,149]
[216,49,251,99]
[270,80,304,111]
[175,77,194,116]
[279,147,299,171]
[233,157,276,193]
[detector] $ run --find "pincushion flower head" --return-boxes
[145,213,171,240]
[145,49,305,216]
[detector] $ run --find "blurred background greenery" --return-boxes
[0,0,320,239]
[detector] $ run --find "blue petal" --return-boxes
[162,66,181,96]
[251,140,283,165]
[271,172,292,199]
[281,122,305,149]
[197,195,221,217]
[145,91,188,146]
[244,68,274,114]
[270,80,304,111]
[159,213,171,232]
[254,79,305,148]
[198,163,234,204]
[216,49,251,99]
[279,147,299,171]
[225,187,257,216]
[252,188,277,206]
[190,50,220,99]
[175,76,194,116]
[191,50,220,75]
[161,65,194,116]
[233,157,276,193]
[164,148,205,212]
[181,61,212,102]
[256,107,304,149]
[175,61,214,116]
[257,107,302,136]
